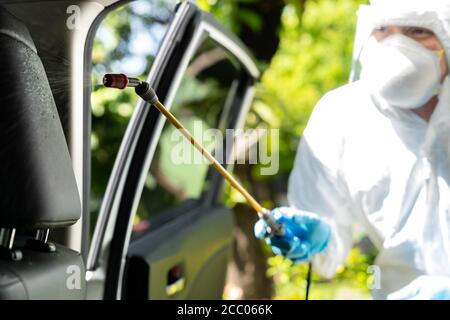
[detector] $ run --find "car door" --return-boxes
[86,1,259,300]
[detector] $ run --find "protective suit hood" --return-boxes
[352,0,450,153]
[352,0,450,81]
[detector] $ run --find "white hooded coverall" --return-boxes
[287,0,450,299]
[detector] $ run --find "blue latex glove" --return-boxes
[388,275,450,300]
[254,207,331,263]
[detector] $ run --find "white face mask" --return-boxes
[360,34,443,109]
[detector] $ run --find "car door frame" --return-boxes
[85,1,260,300]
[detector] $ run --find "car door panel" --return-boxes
[125,205,233,299]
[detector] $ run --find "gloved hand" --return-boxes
[388,275,450,300]
[254,207,331,263]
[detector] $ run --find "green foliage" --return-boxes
[253,0,368,177]
[90,1,173,230]
[197,0,260,34]
[268,247,374,300]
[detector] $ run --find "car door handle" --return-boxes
[166,277,185,297]
[166,264,185,297]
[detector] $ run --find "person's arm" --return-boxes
[287,92,354,279]
[388,275,450,300]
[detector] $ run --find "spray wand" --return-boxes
[103,74,284,237]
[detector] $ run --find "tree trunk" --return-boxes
[224,0,309,300]
[225,202,274,299]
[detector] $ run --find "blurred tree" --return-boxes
[199,0,310,300]
[201,0,371,300]
[198,0,295,300]
[198,0,308,63]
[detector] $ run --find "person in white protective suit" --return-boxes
[255,0,450,299]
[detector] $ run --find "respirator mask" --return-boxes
[360,33,444,109]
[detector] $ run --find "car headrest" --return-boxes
[0,6,81,229]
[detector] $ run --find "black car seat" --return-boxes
[0,6,85,299]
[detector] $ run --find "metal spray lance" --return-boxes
[103,73,285,237]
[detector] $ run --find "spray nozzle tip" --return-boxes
[103,73,129,89]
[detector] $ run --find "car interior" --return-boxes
[0,0,259,300]
[0,5,84,299]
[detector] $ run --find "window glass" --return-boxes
[90,0,175,234]
[132,39,242,234]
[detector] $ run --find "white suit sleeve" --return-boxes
[287,91,354,279]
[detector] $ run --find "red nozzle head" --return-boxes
[103,73,128,89]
